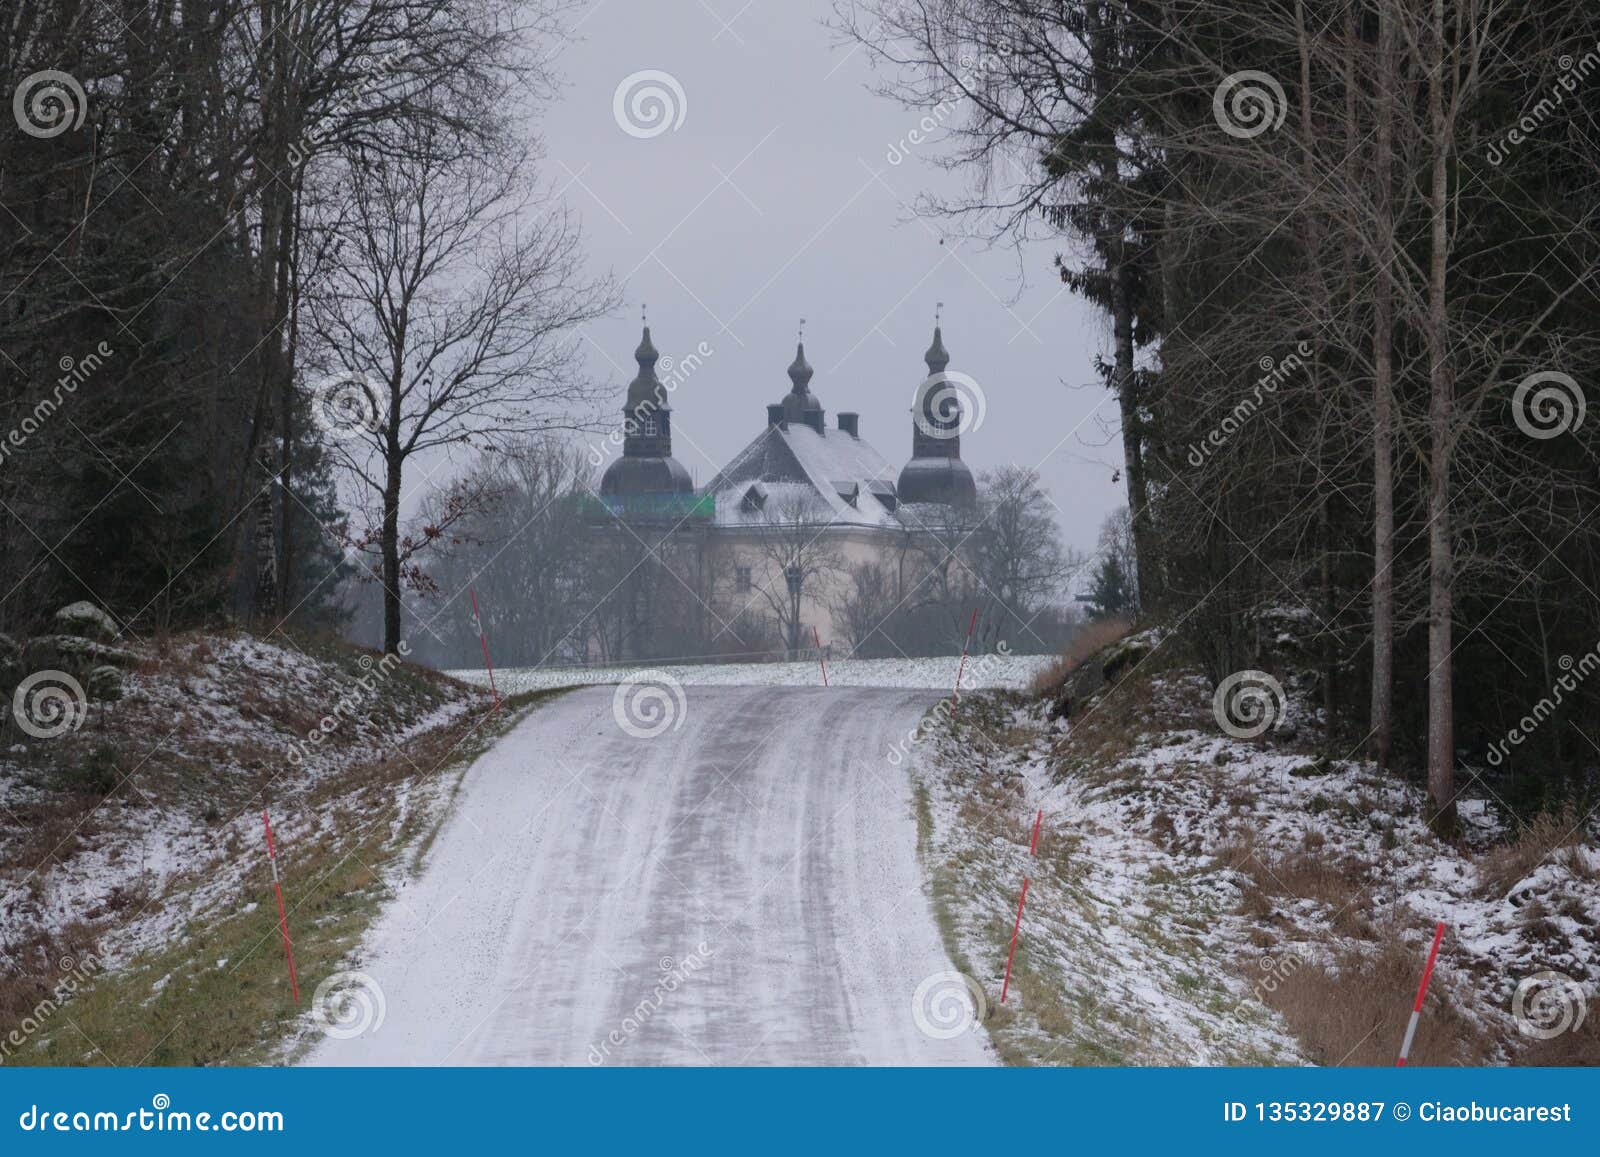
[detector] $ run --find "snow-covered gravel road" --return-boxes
[308,685,993,1066]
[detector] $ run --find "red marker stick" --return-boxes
[1396,921,1446,1065]
[1000,810,1045,1004]
[813,625,829,687]
[263,810,300,1002]
[470,587,500,706]
[953,609,978,702]
[1000,878,1030,1003]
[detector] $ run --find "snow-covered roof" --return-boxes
[703,422,904,529]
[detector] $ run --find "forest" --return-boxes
[4,0,1600,829]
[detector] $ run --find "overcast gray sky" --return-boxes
[532,0,1124,557]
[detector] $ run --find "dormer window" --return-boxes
[741,482,768,513]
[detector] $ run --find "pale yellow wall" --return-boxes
[706,527,900,649]
[701,523,982,651]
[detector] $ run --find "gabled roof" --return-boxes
[704,422,903,529]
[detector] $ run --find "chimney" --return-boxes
[766,403,785,429]
[837,412,859,438]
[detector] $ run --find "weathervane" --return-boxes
[798,317,806,343]
[642,303,648,326]
[935,301,943,326]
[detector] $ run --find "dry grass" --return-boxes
[1029,617,1133,695]
[1259,940,1493,1066]
[1475,809,1587,899]
[11,690,553,1066]
[1513,1000,1600,1066]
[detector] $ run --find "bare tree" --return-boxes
[740,492,848,658]
[967,467,1077,647]
[404,437,594,668]
[306,116,617,651]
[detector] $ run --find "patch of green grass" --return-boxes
[21,689,564,1067]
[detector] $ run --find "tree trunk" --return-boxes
[1369,0,1396,771]
[1088,1,1153,612]
[1293,0,1337,738]
[382,454,403,654]
[1424,0,1457,830]
[1110,260,1154,611]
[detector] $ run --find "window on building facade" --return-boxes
[735,565,752,592]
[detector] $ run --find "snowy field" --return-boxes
[447,652,1054,694]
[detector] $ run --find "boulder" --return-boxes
[22,634,139,674]
[1100,627,1164,684]
[54,601,118,642]
[86,665,124,702]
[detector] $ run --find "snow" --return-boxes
[917,669,1600,1064]
[448,652,1054,695]
[306,685,995,1066]
[0,632,480,976]
[706,422,904,530]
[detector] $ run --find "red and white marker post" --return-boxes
[262,810,300,1002]
[952,609,978,705]
[1395,921,1447,1066]
[469,587,501,709]
[813,625,829,687]
[1000,809,1045,1004]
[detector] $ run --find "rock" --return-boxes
[22,634,139,674]
[54,601,118,642]
[1101,629,1160,684]
[86,665,124,702]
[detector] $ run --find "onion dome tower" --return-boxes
[778,322,827,434]
[896,323,977,506]
[599,324,693,496]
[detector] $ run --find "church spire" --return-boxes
[635,304,658,369]
[925,305,950,375]
[598,319,693,500]
[788,318,813,393]
[788,342,814,393]
[898,312,977,507]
